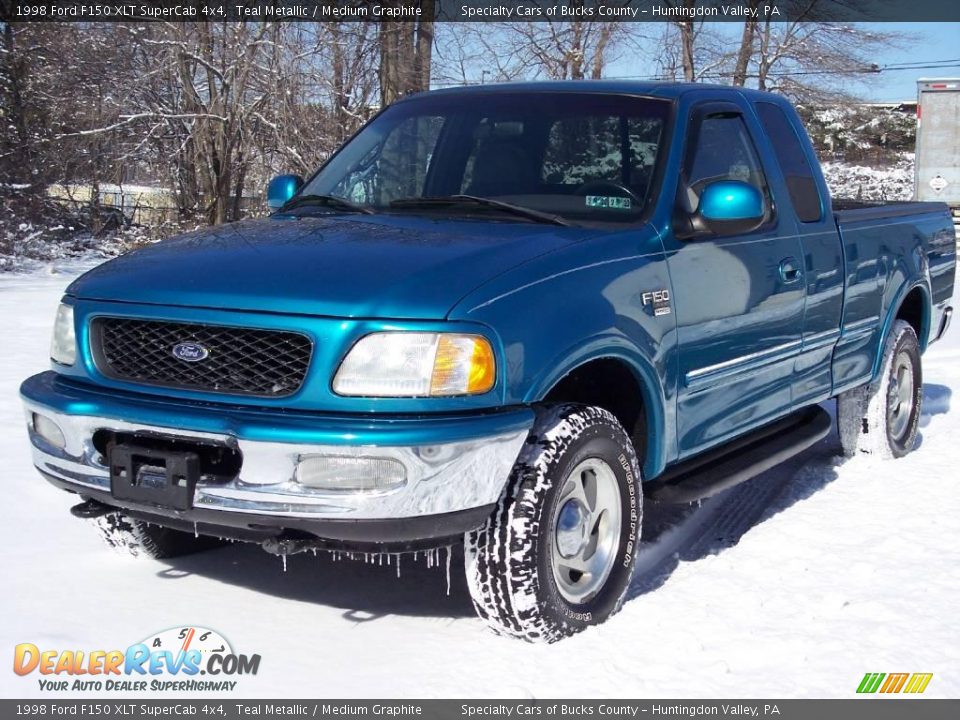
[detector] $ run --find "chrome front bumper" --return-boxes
[22,393,528,525]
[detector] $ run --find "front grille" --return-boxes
[92,318,313,397]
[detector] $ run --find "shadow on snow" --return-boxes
[154,386,951,626]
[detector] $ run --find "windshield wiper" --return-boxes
[279,194,375,215]
[389,194,571,227]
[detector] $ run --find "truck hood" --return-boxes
[67,214,591,319]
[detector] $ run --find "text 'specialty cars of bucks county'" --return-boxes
[21,82,956,642]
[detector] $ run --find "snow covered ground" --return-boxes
[821,154,915,202]
[1,261,958,699]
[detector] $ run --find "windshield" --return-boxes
[299,92,670,225]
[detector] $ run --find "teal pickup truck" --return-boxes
[21,82,956,642]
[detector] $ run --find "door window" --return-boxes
[687,114,771,213]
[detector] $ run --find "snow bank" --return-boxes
[822,154,914,203]
[0,192,143,273]
[0,227,137,274]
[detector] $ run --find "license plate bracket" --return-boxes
[109,444,200,511]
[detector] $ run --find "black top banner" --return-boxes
[3,0,960,23]
[1,700,959,720]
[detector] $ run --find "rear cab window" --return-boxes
[754,102,824,223]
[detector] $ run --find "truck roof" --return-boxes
[403,80,786,103]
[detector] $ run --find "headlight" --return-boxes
[50,303,76,366]
[333,332,496,397]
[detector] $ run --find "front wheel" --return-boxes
[93,511,225,559]
[465,405,642,642]
[837,319,923,459]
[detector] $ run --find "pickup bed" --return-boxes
[21,82,956,642]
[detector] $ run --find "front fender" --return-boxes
[449,228,678,478]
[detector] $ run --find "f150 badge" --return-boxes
[641,289,672,316]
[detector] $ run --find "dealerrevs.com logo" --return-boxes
[13,626,261,692]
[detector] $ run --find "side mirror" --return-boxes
[697,180,766,235]
[266,174,304,210]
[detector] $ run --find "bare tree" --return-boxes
[258,23,378,177]
[1,20,387,227]
[752,20,897,102]
[651,1,899,103]
[677,9,697,81]
[0,24,134,188]
[0,22,39,187]
[653,20,727,83]
[432,23,530,85]
[61,22,378,224]
[433,10,641,85]
[0,20,148,229]
[508,21,616,80]
[655,1,720,82]
[378,0,435,106]
[132,22,281,224]
[732,3,762,87]
[1,6,904,244]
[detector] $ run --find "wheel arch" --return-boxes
[530,345,669,480]
[872,281,931,382]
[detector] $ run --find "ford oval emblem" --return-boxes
[172,342,210,363]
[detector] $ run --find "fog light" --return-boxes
[32,413,65,450]
[295,456,406,493]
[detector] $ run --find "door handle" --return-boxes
[779,257,802,284]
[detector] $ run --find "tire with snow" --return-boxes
[92,511,224,559]
[837,319,923,459]
[465,404,642,642]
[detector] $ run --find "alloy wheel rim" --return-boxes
[550,458,623,605]
[888,350,916,442]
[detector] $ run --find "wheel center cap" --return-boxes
[556,499,589,558]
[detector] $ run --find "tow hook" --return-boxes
[261,536,312,556]
[69,499,115,519]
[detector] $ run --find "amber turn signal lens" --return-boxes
[430,335,496,396]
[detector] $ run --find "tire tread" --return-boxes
[465,404,642,642]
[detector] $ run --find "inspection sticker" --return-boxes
[586,195,632,210]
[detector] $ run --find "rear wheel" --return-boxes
[837,319,923,459]
[465,405,642,642]
[93,511,225,559]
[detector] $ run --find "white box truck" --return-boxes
[915,78,960,233]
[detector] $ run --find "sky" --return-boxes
[858,23,960,101]
[603,22,960,102]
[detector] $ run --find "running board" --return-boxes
[644,406,832,504]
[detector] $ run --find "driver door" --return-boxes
[664,101,806,458]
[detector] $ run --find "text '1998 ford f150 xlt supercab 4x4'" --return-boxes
[21,82,956,642]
